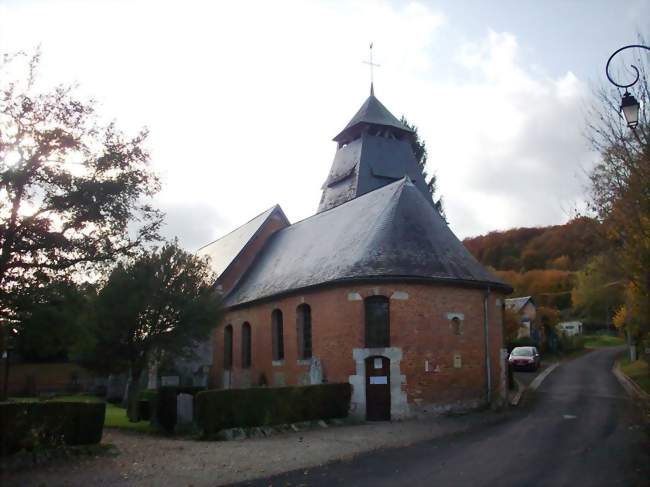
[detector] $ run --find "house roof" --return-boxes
[225,178,511,308]
[197,205,289,278]
[333,93,412,142]
[505,296,534,313]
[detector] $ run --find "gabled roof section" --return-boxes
[333,93,413,142]
[197,205,289,278]
[225,178,511,308]
[505,296,534,313]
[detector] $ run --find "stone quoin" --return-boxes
[194,86,512,420]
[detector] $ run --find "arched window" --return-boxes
[224,325,233,370]
[297,304,312,359]
[452,317,462,335]
[241,322,252,369]
[365,296,390,348]
[271,309,284,361]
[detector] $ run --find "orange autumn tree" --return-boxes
[586,40,650,357]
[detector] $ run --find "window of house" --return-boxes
[241,322,252,368]
[365,296,390,348]
[224,325,233,370]
[452,317,462,335]
[297,304,312,359]
[272,309,284,361]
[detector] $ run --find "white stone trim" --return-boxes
[446,312,464,320]
[348,347,409,421]
[272,360,285,367]
[347,292,362,301]
[390,291,409,300]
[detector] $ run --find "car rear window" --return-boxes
[512,348,533,356]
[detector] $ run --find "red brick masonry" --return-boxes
[210,282,505,413]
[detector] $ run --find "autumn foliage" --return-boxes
[464,217,605,272]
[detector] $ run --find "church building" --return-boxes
[198,87,512,420]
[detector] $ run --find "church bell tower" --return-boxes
[317,87,433,213]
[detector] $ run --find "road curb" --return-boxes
[612,362,650,401]
[509,362,560,406]
[529,362,560,392]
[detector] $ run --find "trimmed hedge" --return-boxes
[137,389,158,421]
[0,399,105,456]
[196,383,352,436]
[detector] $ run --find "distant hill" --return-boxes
[463,217,605,272]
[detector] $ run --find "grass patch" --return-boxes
[619,357,650,395]
[6,394,102,403]
[104,403,159,434]
[583,335,625,348]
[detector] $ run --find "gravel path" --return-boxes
[3,410,509,486]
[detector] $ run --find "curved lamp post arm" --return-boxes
[606,44,650,89]
[606,44,650,131]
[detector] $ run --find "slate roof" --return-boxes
[225,178,511,308]
[333,93,413,142]
[505,296,534,313]
[318,132,432,213]
[197,205,288,278]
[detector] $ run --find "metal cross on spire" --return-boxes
[363,42,380,96]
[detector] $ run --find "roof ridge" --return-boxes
[195,204,283,252]
[287,178,408,231]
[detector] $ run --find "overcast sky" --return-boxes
[1,0,648,249]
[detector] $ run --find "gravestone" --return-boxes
[161,375,180,387]
[106,374,127,402]
[309,357,323,385]
[147,363,159,389]
[176,393,193,425]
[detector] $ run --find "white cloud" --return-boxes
[400,31,593,237]
[0,1,594,245]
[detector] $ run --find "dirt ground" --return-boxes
[2,410,508,487]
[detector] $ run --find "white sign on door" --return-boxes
[373,358,383,369]
[370,376,388,385]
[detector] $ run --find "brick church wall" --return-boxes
[211,282,506,415]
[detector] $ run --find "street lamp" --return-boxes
[605,44,649,129]
[620,91,640,128]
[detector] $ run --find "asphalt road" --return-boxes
[235,347,650,487]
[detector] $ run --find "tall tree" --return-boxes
[0,52,162,321]
[92,242,221,420]
[400,116,445,218]
[12,279,95,362]
[586,41,650,356]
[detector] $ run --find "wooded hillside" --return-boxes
[463,217,604,272]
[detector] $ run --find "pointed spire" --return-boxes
[333,92,412,142]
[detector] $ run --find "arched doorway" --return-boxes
[365,356,391,421]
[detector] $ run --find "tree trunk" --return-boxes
[126,369,142,422]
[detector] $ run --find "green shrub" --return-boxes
[136,389,158,421]
[559,334,585,352]
[196,383,351,437]
[0,399,105,456]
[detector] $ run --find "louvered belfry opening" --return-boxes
[317,91,433,214]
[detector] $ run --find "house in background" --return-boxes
[558,321,583,336]
[505,296,538,340]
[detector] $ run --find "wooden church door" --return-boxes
[365,356,391,421]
